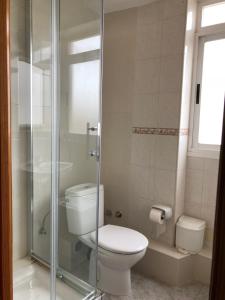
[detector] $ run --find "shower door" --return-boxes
[30,0,103,299]
[57,0,103,297]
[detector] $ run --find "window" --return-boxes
[190,1,225,157]
[68,35,101,134]
[69,36,101,55]
[198,37,225,145]
[201,1,225,27]
[69,60,100,134]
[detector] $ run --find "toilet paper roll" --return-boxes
[149,208,165,225]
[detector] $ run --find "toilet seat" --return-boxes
[91,224,148,254]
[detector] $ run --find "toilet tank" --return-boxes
[176,215,206,254]
[65,183,104,235]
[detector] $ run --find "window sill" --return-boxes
[188,149,220,159]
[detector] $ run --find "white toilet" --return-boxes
[64,183,148,296]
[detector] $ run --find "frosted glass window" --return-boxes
[198,38,225,145]
[69,60,100,134]
[201,2,225,27]
[69,36,100,55]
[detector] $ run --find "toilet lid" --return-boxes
[91,225,149,254]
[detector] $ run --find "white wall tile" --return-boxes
[132,93,158,127]
[137,1,164,25]
[131,134,155,167]
[154,135,178,171]
[185,169,203,206]
[160,55,184,93]
[129,164,153,199]
[154,169,176,206]
[184,157,219,249]
[187,157,204,171]
[163,0,187,20]
[103,2,188,247]
[136,22,162,59]
[157,92,181,128]
[161,15,186,57]
[135,58,161,94]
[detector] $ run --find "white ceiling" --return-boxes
[104,0,157,13]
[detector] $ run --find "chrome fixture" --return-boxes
[39,210,50,235]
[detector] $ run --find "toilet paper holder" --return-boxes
[151,205,172,221]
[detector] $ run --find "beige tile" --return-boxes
[185,169,203,206]
[129,164,152,200]
[135,58,161,94]
[154,135,178,171]
[128,195,153,239]
[157,92,181,128]
[154,169,176,206]
[101,113,131,169]
[193,254,212,285]
[130,134,155,167]
[187,157,204,171]
[136,22,162,59]
[104,183,129,227]
[184,202,202,220]
[103,11,137,115]
[160,55,184,93]
[161,15,186,57]
[204,158,219,173]
[163,0,187,20]
[102,112,131,141]
[132,93,158,127]
[104,8,137,38]
[201,205,216,229]
[137,1,164,25]
[202,168,218,207]
[101,164,129,188]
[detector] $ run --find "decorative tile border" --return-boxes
[132,127,188,136]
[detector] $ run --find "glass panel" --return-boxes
[57,0,102,298]
[11,0,102,298]
[11,0,52,298]
[201,2,225,27]
[198,38,225,145]
[31,0,52,265]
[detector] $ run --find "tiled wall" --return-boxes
[181,0,218,251]
[11,0,29,261]
[184,157,219,249]
[102,0,188,246]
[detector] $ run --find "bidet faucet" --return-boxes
[39,210,50,235]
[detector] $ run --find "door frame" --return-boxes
[209,100,225,298]
[0,0,225,299]
[0,0,13,299]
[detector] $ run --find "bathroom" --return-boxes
[3,0,225,299]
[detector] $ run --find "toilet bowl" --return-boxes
[80,224,148,295]
[64,183,149,296]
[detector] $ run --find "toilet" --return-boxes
[64,183,148,296]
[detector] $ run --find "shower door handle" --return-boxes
[86,122,100,161]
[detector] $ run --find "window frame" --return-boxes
[188,0,225,159]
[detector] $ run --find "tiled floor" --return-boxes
[104,272,209,300]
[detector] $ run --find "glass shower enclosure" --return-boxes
[26,0,103,298]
